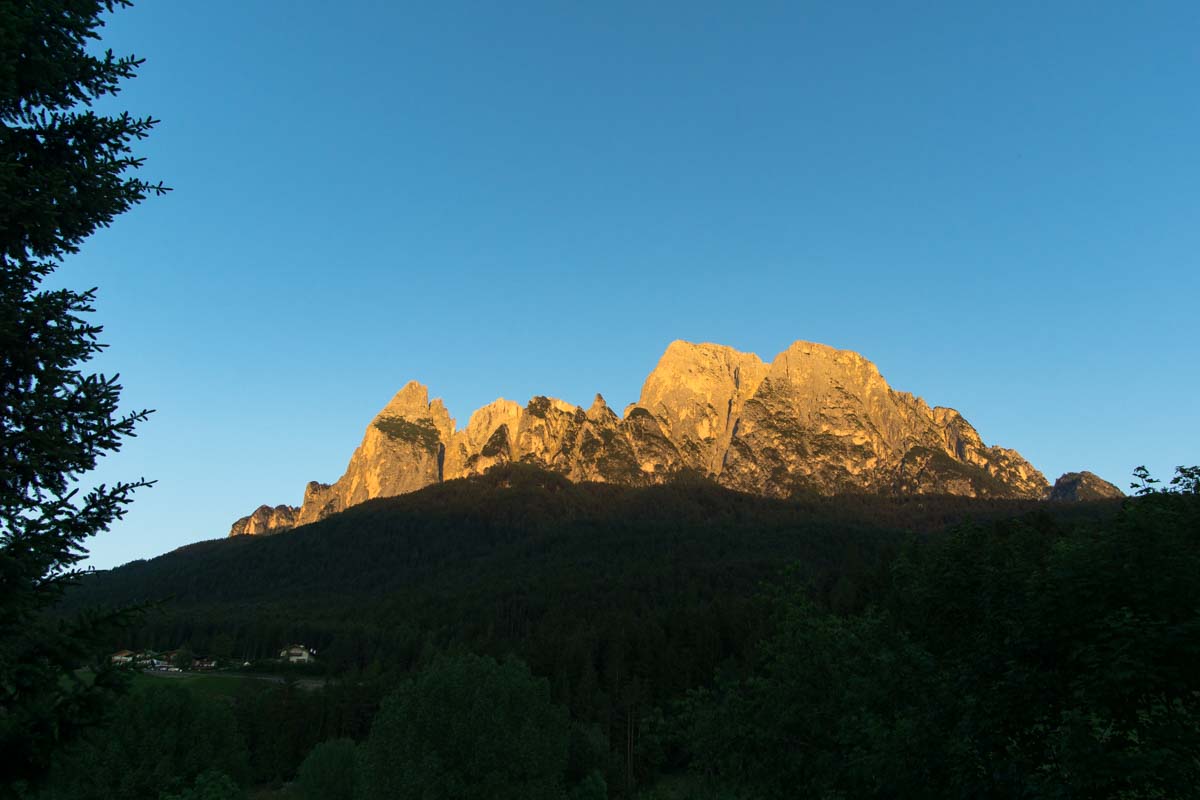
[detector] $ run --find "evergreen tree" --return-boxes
[363,653,570,800]
[0,0,166,787]
[159,770,245,800]
[296,738,359,800]
[38,684,249,800]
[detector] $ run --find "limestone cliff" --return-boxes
[229,504,297,536]
[229,339,1099,536]
[290,381,454,527]
[635,341,769,476]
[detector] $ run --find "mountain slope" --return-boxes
[72,467,1124,693]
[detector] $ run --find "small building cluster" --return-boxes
[109,649,218,671]
[110,644,317,670]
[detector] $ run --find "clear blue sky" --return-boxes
[67,1,1198,569]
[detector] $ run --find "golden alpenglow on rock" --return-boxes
[229,340,1112,536]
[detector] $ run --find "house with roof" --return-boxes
[110,650,135,665]
[279,644,314,663]
[133,651,159,667]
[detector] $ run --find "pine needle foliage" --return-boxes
[0,0,166,788]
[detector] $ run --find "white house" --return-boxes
[279,644,314,664]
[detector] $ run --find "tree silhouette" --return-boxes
[0,0,166,787]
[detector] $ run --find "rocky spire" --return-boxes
[587,393,616,422]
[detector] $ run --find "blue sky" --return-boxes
[67,1,1198,568]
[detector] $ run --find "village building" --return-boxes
[133,651,159,666]
[279,644,314,663]
[110,650,134,665]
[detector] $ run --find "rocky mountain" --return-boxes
[229,339,1113,536]
[228,504,297,536]
[1047,471,1125,501]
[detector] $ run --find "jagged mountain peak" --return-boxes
[379,380,435,417]
[636,340,768,475]
[638,341,767,407]
[230,339,1103,536]
[765,339,891,396]
[462,398,522,439]
[587,393,616,422]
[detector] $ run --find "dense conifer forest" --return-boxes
[66,466,1090,715]
[37,464,1198,798]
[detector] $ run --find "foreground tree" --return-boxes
[688,595,952,799]
[689,466,1200,798]
[38,684,249,800]
[363,653,571,800]
[159,770,245,800]
[296,738,359,800]
[0,0,166,788]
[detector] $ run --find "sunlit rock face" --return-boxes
[290,381,454,528]
[229,339,1073,536]
[635,341,769,476]
[717,341,1049,498]
[443,398,523,479]
[1048,471,1125,501]
[229,504,297,536]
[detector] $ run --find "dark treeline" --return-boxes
[690,468,1200,797]
[44,464,1184,798]
[64,468,1103,722]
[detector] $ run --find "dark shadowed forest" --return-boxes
[33,464,1199,799]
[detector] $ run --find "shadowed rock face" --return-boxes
[229,339,1099,536]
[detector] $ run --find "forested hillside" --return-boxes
[45,465,1199,798]
[70,465,1075,686]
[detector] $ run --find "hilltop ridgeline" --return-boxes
[231,339,1121,536]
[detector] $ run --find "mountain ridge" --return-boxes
[231,339,1122,536]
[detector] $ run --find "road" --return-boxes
[144,669,329,691]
